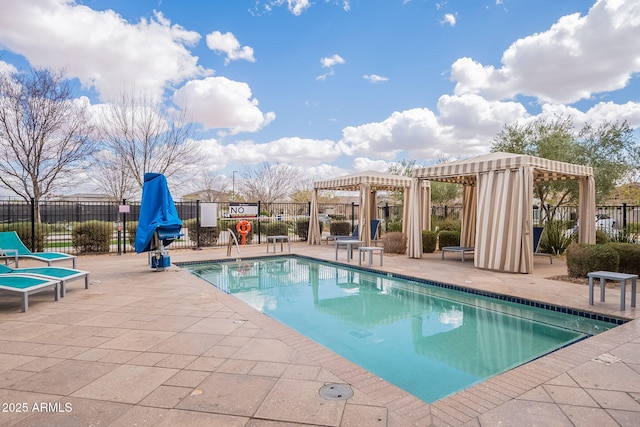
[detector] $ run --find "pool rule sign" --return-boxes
[229,203,258,218]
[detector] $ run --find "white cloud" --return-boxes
[0,60,17,76]
[206,31,256,65]
[173,76,275,135]
[363,74,389,83]
[451,0,640,104]
[442,13,457,26]
[0,1,207,101]
[196,136,341,169]
[321,54,345,68]
[317,54,345,80]
[266,0,312,16]
[339,95,526,161]
[352,158,392,172]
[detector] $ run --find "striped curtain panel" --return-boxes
[407,178,423,258]
[359,184,372,246]
[421,180,431,235]
[460,184,477,247]
[578,175,596,244]
[307,190,322,245]
[475,168,533,273]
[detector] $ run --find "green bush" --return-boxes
[595,229,609,244]
[539,220,574,255]
[565,243,620,278]
[1,222,49,252]
[604,242,640,275]
[431,217,461,232]
[438,230,460,248]
[126,221,138,246]
[422,230,437,253]
[72,221,111,253]
[183,218,218,247]
[296,219,310,241]
[383,232,407,254]
[627,222,640,234]
[386,219,402,233]
[262,221,289,236]
[330,221,351,236]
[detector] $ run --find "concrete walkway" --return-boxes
[0,243,639,426]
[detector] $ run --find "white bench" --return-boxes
[588,271,637,311]
[358,246,384,266]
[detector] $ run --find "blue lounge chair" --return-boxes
[0,264,89,297]
[325,220,381,245]
[0,274,60,312]
[533,226,552,263]
[0,231,77,268]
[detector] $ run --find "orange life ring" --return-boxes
[236,220,251,245]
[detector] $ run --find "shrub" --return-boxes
[383,232,407,254]
[386,219,402,232]
[296,219,310,241]
[72,221,111,253]
[262,221,289,236]
[422,230,437,253]
[126,221,138,246]
[565,243,620,278]
[431,217,461,232]
[438,230,460,248]
[330,221,351,236]
[595,229,609,244]
[627,222,640,234]
[0,222,48,252]
[183,218,219,247]
[539,220,574,255]
[604,242,640,275]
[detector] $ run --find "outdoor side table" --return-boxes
[588,271,637,311]
[358,246,384,266]
[441,246,475,262]
[335,239,363,262]
[266,235,290,253]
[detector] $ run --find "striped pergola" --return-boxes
[409,152,595,273]
[309,171,430,246]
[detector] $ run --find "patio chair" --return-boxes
[0,273,60,312]
[326,220,381,245]
[0,231,77,268]
[0,264,89,297]
[533,226,553,264]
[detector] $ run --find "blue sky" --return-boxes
[1,0,639,196]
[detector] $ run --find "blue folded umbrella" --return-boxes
[134,173,183,253]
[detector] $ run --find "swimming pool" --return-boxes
[182,256,618,403]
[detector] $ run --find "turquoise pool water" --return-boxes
[183,256,616,403]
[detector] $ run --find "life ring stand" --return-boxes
[235,220,252,245]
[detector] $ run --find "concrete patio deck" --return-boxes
[1,243,639,426]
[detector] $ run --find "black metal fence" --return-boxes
[1,197,638,255]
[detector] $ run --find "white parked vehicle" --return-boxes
[595,214,616,231]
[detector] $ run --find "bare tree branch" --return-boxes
[240,162,302,205]
[96,88,204,193]
[0,68,96,218]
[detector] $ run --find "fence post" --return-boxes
[122,199,127,254]
[30,198,35,252]
[622,203,627,230]
[196,200,201,248]
[257,201,261,244]
[351,202,355,233]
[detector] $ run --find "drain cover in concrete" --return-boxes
[318,383,353,400]
[591,353,621,365]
